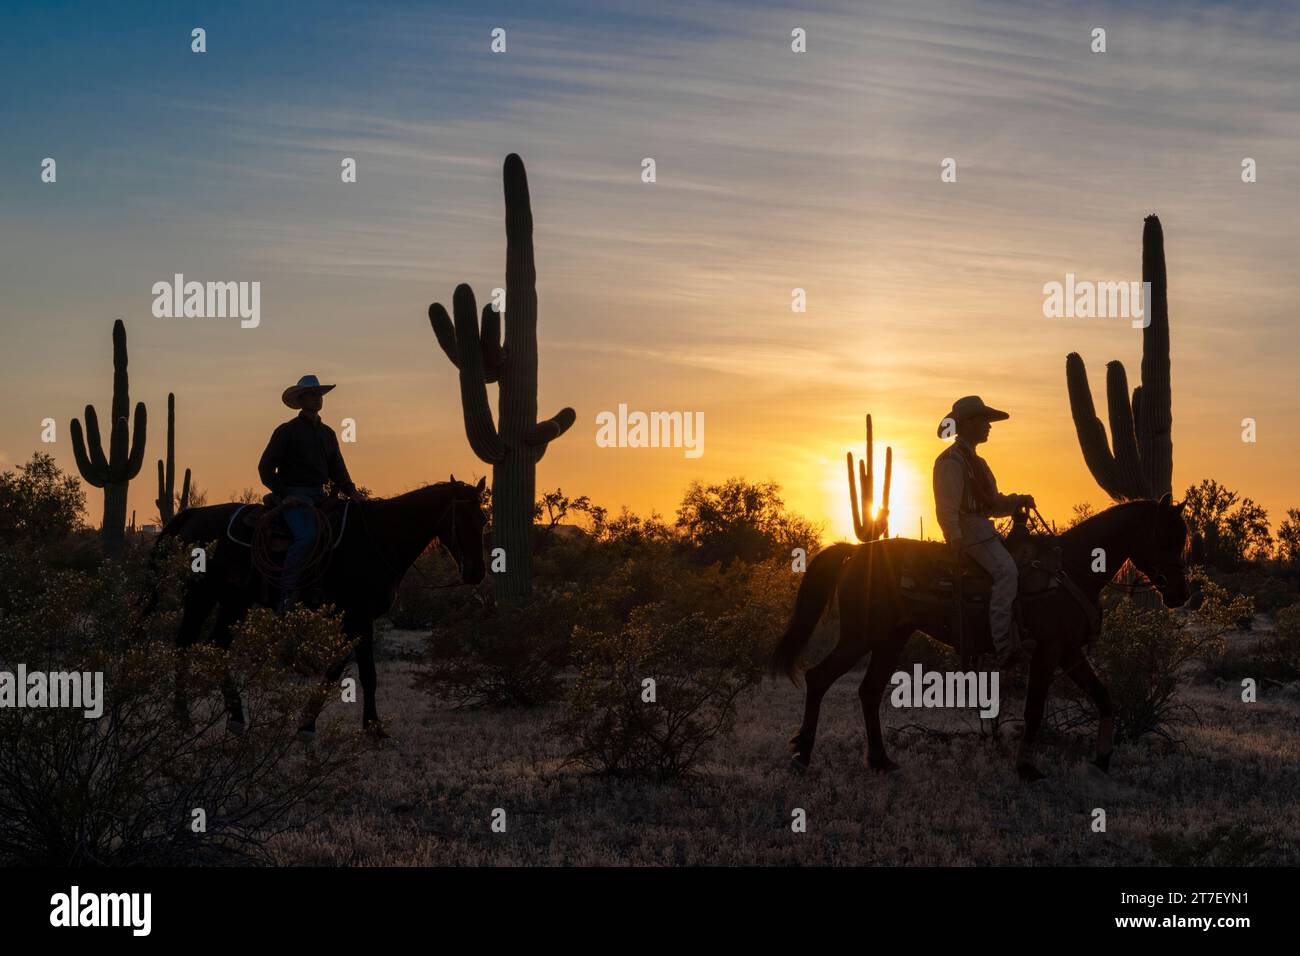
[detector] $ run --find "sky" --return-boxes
[2,0,1298,543]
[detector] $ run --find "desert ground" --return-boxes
[269,626,1300,866]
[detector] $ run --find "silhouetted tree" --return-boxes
[675,478,820,567]
[0,453,86,546]
[1182,479,1272,570]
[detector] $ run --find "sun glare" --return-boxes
[819,446,927,544]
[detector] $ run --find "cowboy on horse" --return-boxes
[257,374,366,610]
[932,395,1036,668]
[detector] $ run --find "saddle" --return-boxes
[898,525,1061,608]
[225,494,351,553]
[898,516,1098,663]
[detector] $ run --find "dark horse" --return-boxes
[771,496,1190,780]
[145,478,487,736]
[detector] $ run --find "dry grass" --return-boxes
[268,629,1300,866]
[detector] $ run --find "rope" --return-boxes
[251,503,334,590]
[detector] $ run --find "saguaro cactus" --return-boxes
[847,413,892,541]
[71,319,148,557]
[427,154,576,602]
[156,392,192,524]
[1065,214,1172,501]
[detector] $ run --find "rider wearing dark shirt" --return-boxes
[258,408,357,499]
[260,375,360,609]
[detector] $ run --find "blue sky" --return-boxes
[2,0,1298,537]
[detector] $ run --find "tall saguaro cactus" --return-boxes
[427,154,576,602]
[71,319,148,557]
[1065,214,1172,501]
[156,392,192,524]
[846,413,892,541]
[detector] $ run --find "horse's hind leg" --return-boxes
[1060,644,1114,773]
[209,599,251,732]
[173,584,218,725]
[859,627,910,773]
[790,609,867,770]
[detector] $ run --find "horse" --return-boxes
[144,477,487,737]
[771,495,1190,781]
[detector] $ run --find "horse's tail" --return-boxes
[770,542,856,685]
[131,509,198,641]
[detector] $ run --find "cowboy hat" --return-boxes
[282,374,336,409]
[936,395,1009,437]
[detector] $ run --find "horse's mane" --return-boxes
[1059,498,1188,557]
[1060,499,1155,543]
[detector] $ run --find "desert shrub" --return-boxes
[1211,568,1296,615]
[417,588,569,708]
[554,604,767,780]
[0,543,358,866]
[1254,602,1300,680]
[1150,825,1270,866]
[1052,575,1252,742]
[387,547,466,630]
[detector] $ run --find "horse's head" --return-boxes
[441,475,488,585]
[1130,493,1191,608]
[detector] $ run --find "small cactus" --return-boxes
[71,319,147,557]
[155,392,191,524]
[847,413,891,541]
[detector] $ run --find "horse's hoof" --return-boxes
[789,754,810,775]
[364,721,390,740]
[295,729,316,744]
[1017,762,1046,783]
[868,759,900,775]
[1087,758,1111,779]
[226,718,247,736]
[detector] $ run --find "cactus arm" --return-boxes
[450,284,506,464]
[879,446,892,538]
[125,402,147,478]
[480,304,502,383]
[70,417,107,487]
[180,468,191,511]
[1104,361,1145,499]
[428,303,461,369]
[525,408,576,446]
[864,415,875,518]
[847,451,866,541]
[1066,352,1126,501]
[1139,214,1172,498]
[82,405,109,474]
[156,459,167,518]
[529,408,575,463]
[858,458,869,523]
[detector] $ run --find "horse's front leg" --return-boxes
[858,628,909,773]
[1060,644,1114,773]
[353,619,385,737]
[297,617,384,738]
[1016,639,1061,782]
